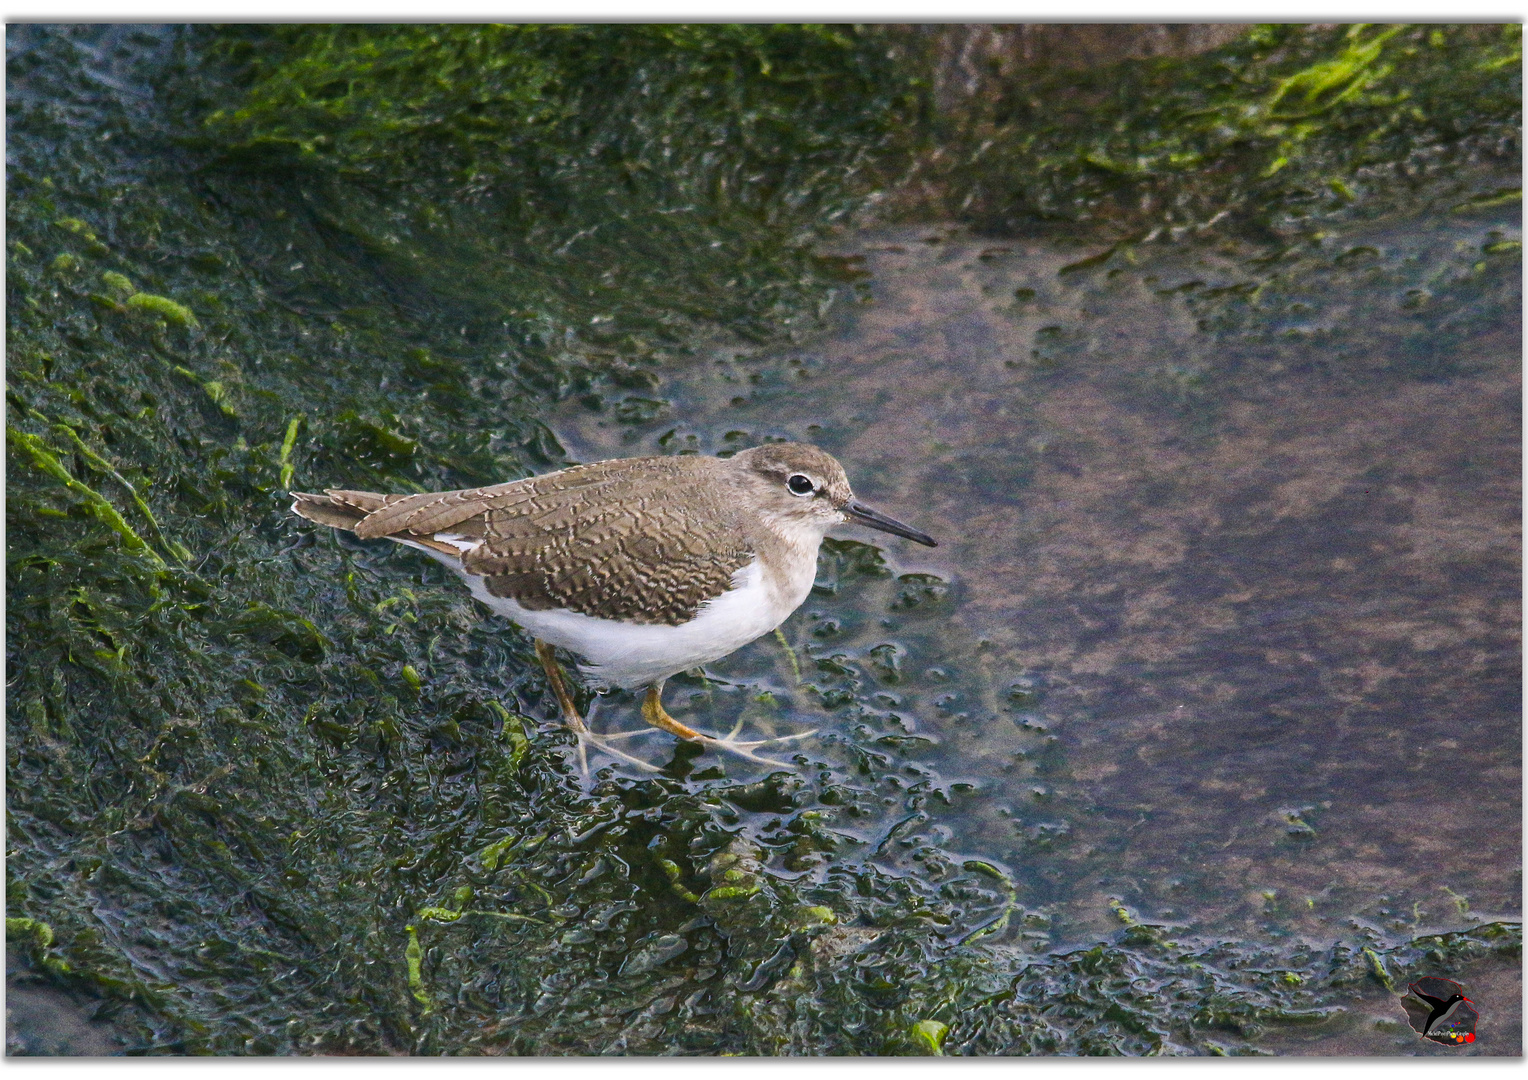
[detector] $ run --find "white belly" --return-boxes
[396,540,808,689]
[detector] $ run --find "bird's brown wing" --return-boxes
[461,458,754,626]
[293,457,753,626]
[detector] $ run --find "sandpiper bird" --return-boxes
[290,442,935,771]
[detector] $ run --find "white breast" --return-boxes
[392,538,812,689]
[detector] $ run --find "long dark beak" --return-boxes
[843,498,937,547]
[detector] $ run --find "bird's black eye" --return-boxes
[787,473,815,496]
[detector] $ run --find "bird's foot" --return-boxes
[571,727,663,774]
[533,650,815,775]
[690,728,817,768]
[536,640,647,777]
[642,683,814,768]
[592,720,815,768]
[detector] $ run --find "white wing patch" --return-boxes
[433,532,483,555]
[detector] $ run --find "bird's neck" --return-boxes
[750,510,828,614]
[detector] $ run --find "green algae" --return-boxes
[189,24,925,354]
[959,861,1019,946]
[101,270,134,294]
[416,906,543,926]
[659,858,702,905]
[42,418,189,564]
[277,416,302,489]
[487,701,530,776]
[6,22,1519,1057]
[910,1018,949,1054]
[7,917,73,975]
[1363,948,1396,992]
[8,427,167,570]
[915,24,1521,238]
[124,291,198,327]
[404,925,431,1009]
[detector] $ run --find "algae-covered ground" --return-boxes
[6,24,1521,1055]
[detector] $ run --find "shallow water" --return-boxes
[551,211,1521,1010]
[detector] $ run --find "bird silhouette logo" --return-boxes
[1400,977,1479,1046]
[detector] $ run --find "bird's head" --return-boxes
[731,442,937,547]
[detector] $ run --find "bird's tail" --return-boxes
[290,489,470,562]
[289,490,393,532]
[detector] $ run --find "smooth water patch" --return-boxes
[550,210,1521,967]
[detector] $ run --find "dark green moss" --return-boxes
[186,24,926,351]
[917,24,1521,238]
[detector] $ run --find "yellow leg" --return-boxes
[534,640,586,734]
[534,641,661,776]
[641,679,812,767]
[641,680,704,741]
[533,656,811,772]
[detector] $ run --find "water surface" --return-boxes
[550,211,1522,1048]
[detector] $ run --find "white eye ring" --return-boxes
[787,473,815,496]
